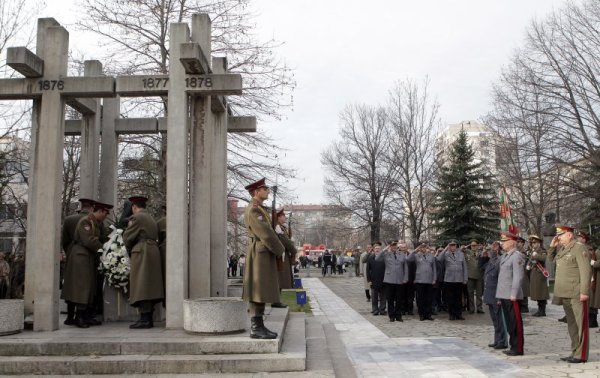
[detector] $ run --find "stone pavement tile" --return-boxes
[318,275,600,377]
[303,278,524,378]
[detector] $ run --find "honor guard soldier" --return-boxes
[242,178,285,339]
[528,235,550,317]
[273,208,297,308]
[62,201,113,328]
[549,224,592,363]
[496,232,525,356]
[436,240,468,320]
[124,196,164,329]
[61,198,95,326]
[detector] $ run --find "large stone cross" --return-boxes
[0,18,114,331]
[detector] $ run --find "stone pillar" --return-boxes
[166,23,190,328]
[98,96,119,207]
[28,24,69,331]
[188,14,213,299]
[78,61,102,199]
[210,56,228,297]
[24,18,61,317]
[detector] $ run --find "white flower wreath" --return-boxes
[99,225,130,293]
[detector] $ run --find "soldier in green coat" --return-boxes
[548,224,592,364]
[124,196,164,329]
[272,208,297,308]
[465,240,484,314]
[242,178,285,339]
[62,201,113,328]
[60,198,95,326]
[528,235,550,317]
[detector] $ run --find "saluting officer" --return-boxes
[436,240,468,320]
[408,241,437,321]
[496,232,525,356]
[273,208,297,308]
[481,240,507,350]
[62,201,113,328]
[242,178,285,339]
[528,235,550,317]
[465,240,484,314]
[61,198,95,326]
[549,224,592,363]
[124,196,164,329]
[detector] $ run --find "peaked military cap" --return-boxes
[128,196,148,206]
[94,201,114,212]
[244,177,268,194]
[499,232,519,241]
[555,224,575,235]
[528,235,542,242]
[276,208,285,217]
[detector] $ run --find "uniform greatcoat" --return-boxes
[156,216,166,290]
[495,249,525,300]
[276,224,297,289]
[62,214,102,305]
[124,209,164,306]
[242,199,284,304]
[549,241,592,303]
[61,210,89,257]
[360,251,370,289]
[529,246,550,301]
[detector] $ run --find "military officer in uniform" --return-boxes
[465,240,484,314]
[528,235,550,317]
[61,198,95,326]
[408,241,437,321]
[242,178,285,339]
[496,232,525,356]
[376,240,408,322]
[481,240,507,350]
[517,236,530,313]
[62,201,113,328]
[360,245,372,302]
[124,196,164,329]
[548,224,592,363]
[273,208,297,308]
[436,240,468,320]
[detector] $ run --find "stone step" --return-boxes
[0,312,306,375]
[0,307,289,356]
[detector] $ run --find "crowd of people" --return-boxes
[0,250,25,300]
[354,226,594,363]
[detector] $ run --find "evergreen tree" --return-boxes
[434,129,498,244]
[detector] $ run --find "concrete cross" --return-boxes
[0,18,114,331]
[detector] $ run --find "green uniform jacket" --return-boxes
[61,214,102,305]
[465,248,482,280]
[528,247,550,300]
[277,224,297,290]
[124,209,164,306]
[549,241,592,303]
[61,210,89,256]
[242,199,284,304]
[521,250,531,297]
[157,216,166,290]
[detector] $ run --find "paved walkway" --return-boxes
[303,274,600,377]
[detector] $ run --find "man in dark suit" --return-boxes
[367,242,387,316]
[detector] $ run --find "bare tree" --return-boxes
[516,0,600,194]
[322,104,399,243]
[386,78,440,243]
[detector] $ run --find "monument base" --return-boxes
[183,297,246,334]
[0,299,24,336]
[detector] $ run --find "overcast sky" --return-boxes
[42,0,570,204]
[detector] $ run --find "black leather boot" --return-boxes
[250,316,277,339]
[130,312,153,329]
[85,308,102,326]
[74,310,89,328]
[589,312,598,328]
[64,302,76,325]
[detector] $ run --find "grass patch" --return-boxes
[280,290,312,314]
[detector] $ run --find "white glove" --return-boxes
[275,225,284,235]
[116,229,123,235]
[592,260,596,267]
[532,251,538,257]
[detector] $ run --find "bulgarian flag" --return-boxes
[500,186,518,235]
